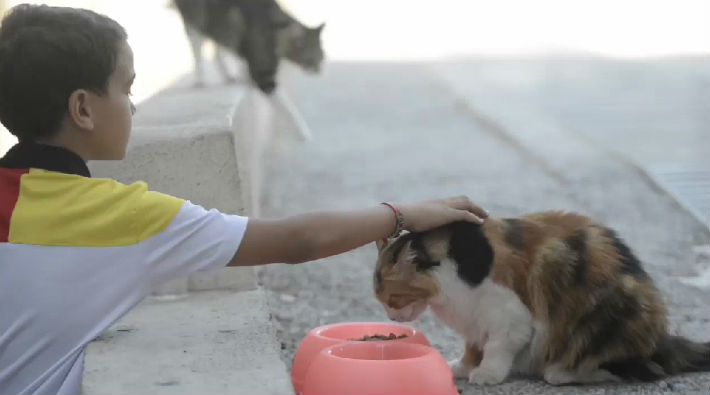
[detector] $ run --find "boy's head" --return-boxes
[0,4,135,160]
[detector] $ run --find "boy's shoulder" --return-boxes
[1,167,183,247]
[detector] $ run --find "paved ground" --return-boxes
[257,58,709,394]
[435,57,710,225]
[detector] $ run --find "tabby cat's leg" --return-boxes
[237,61,249,81]
[244,19,278,94]
[214,46,237,84]
[449,343,483,379]
[185,25,205,87]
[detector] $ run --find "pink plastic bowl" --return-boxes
[302,342,458,395]
[291,322,430,394]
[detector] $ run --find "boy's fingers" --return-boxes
[456,209,485,224]
[469,203,489,219]
[449,196,488,218]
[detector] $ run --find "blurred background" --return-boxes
[1,0,708,135]
[1,0,707,219]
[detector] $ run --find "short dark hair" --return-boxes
[0,5,127,141]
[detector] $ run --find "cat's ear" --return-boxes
[315,22,325,34]
[376,238,388,251]
[393,240,418,277]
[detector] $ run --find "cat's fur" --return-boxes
[373,212,710,385]
[173,0,324,93]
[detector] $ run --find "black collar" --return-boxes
[0,141,91,177]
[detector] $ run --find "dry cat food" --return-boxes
[350,333,409,341]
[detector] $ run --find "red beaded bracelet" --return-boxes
[381,202,404,240]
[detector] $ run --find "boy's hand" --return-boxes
[230,195,488,266]
[397,196,488,233]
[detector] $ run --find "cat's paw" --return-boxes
[448,359,471,379]
[468,367,506,386]
[543,368,574,386]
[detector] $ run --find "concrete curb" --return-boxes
[83,289,291,395]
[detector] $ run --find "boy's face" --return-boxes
[89,41,135,160]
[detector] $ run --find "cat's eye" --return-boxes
[388,295,414,309]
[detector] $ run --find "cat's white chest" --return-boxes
[428,261,534,349]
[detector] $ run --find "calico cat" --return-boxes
[173,0,324,93]
[373,211,710,385]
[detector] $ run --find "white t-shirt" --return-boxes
[0,170,248,395]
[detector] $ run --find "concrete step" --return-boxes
[83,289,292,395]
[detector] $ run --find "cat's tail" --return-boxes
[602,335,710,381]
[653,335,710,374]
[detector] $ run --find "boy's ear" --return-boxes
[67,89,94,131]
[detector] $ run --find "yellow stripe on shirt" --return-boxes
[8,169,184,247]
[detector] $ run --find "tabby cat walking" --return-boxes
[173,0,324,93]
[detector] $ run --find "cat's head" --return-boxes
[280,23,325,73]
[373,233,440,322]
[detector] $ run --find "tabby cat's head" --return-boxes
[373,233,440,322]
[280,23,325,73]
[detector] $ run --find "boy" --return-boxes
[0,4,487,395]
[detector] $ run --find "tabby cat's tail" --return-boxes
[602,335,710,381]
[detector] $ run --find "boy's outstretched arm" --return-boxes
[228,196,488,266]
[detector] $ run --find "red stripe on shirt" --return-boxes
[0,168,28,242]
